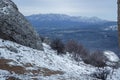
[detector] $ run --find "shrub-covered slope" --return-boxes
[0,38,119,80]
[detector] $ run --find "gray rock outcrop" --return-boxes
[0,0,43,50]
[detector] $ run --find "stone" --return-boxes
[0,0,43,50]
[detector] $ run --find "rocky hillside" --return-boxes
[0,0,42,50]
[0,38,119,80]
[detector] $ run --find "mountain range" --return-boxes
[26,14,117,30]
[26,14,118,53]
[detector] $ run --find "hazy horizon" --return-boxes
[12,0,117,21]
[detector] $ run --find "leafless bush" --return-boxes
[39,35,45,42]
[84,51,107,67]
[65,40,79,53]
[50,39,107,67]
[65,40,89,61]
[50,38,65,54]
[65,40,107,67]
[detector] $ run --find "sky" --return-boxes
[12,0,117,21]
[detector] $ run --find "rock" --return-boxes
[104,51,120,67]
[0,0,43,50]
[104,51,119,62]
[6,46,18,53]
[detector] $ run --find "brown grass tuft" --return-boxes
[0,59,64,76]
[0,58,25,74]
[27,67,64,76]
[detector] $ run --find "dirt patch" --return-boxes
[42,68,64,76]
[27,67,64,76]
[0,59,64,76]
[0,58,13,63]
[0,58,25,74]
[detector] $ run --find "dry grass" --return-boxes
[0,59,64,76]
[42,68,64,76]
[0,58,25,74]
[27,67,64,76]
[23,63,33,67]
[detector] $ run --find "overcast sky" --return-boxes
[12,0,117,21]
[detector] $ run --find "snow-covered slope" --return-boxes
[0,38,119,80]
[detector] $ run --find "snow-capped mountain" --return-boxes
[0,38,120,80]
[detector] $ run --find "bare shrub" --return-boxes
[39,35,45,42]
[50,38,65,54]
[65,40,107,67]
[84,51,107,67]
[39,35,51,45]
[50,38,107,68]
[65,40,89,61]
[65,40,79,53]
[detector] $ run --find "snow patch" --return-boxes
[104,51,119,62]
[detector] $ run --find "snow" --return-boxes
[0,39,96,79]
[107,68,120,80]
[0,6,9,14]
[104,51,119,62]
[0,38,119,80]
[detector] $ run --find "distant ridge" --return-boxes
[26,14,117,29]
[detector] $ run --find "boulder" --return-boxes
[0,0,43,50]
[104,51,119,67]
